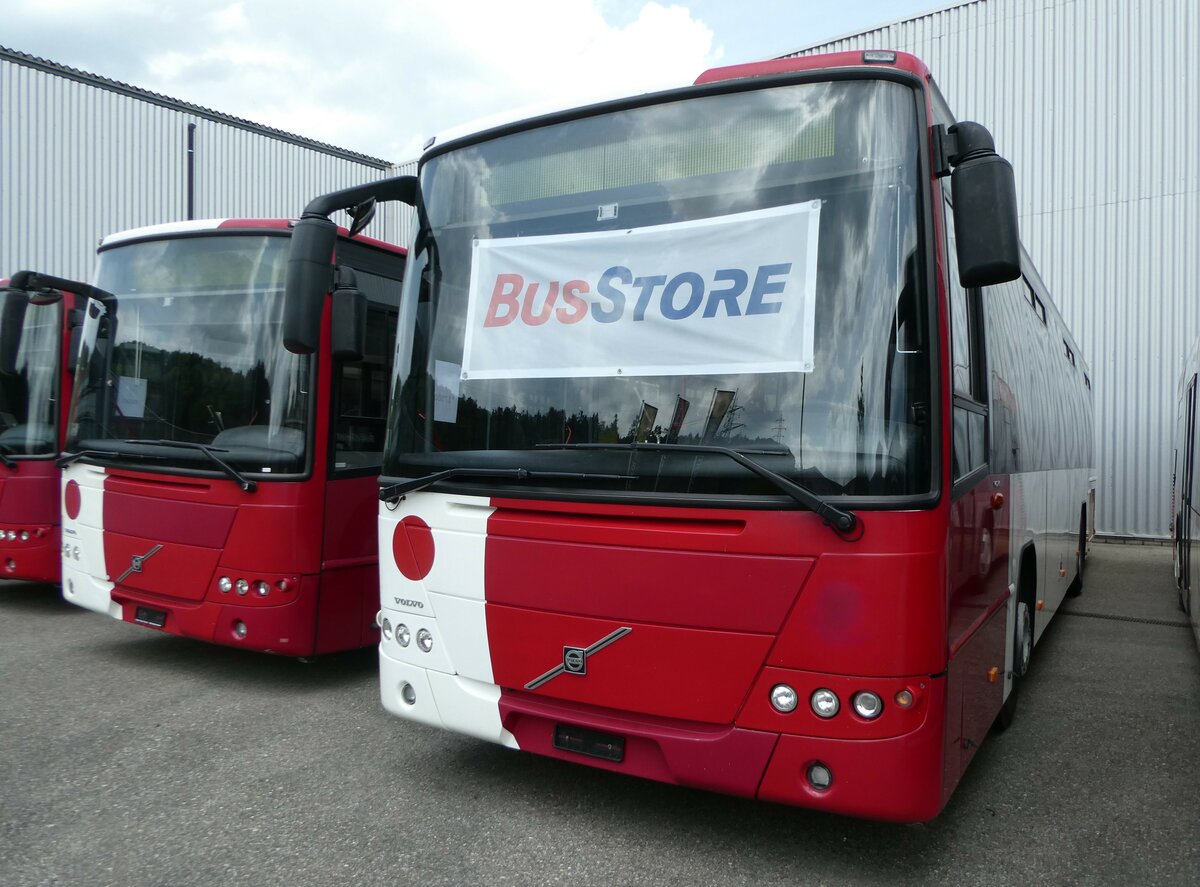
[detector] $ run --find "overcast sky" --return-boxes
[5,0,944,161]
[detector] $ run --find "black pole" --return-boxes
[186,123,196,220]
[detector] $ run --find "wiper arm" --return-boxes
[0,452,16,470]
[543,443,861,540]
[57,448,148,469]
[379,466,636,502]
[141,440,258,493]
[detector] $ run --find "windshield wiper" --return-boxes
[57,448,155,469]
[542,442,861,540]
[139,440,258,493]
[0,451,16,469]
[379,466,636,502]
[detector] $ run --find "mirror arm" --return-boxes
[7,271,115,304]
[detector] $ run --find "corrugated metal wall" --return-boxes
[1,49,403,283]
[789,0,1199,537]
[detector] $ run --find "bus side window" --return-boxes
[944,194,987,483]
[330,254,402,475]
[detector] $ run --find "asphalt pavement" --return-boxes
[1,541,1197,886]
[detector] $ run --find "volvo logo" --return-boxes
[525,627,633,690]
[115,544,163,584]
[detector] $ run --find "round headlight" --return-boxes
[396,624,411,647]
[72,546,80,561]
[235,578,249,595]
[6,530,15,541]
[416,628,433,653]
[770,684,798,713]
[19,531,30,541]
[852,691,883,720]
[254,580,270,597]
[810,689,840,719]
[218,576,233,593]
[381,618,393,641]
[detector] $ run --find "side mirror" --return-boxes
[330,266,367,362]
[0,290,30,375]
[347,198,377,239]
[282,216,338,354]
[946,122,1022,287]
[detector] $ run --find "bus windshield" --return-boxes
[67,233,312,476]
[386,78,931,499]
[0,294,60,456]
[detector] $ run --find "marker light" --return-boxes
[807,762,833,791]
[5,530,15,541]
[396,624,411,648]
[232,620,247,638]
[72,546,80,561]
[19,531,29,541]
[381,618,393,641]
[277,578,290,592]
[862,50,897,64]
[416,628,433,653]
[218,576,232,593]
[235,578,249,596]
[894,690,915,708]
[852,691,883,720]
[811,689,840,719]
[254,581,270,597]
[770,684,799,713]
[400,681,417,705]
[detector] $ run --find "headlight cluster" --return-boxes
[381,616,428,653]
[768,684,887,721]
[216,575,291,600]
[61,543,81,561]
[2,528,40,542]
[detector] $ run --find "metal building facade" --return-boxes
[1,47,403,282]
[788,0,1198,538]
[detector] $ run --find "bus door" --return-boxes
[943,193,1008,785]
[319,243,403,651]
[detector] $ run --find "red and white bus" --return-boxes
[287,51,1095,821]
[0,272,93,583]
[1172,340,1200,651]
[60,218,405,656]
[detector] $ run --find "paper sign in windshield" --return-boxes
[462,202,820,380]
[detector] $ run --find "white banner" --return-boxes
[462,202,821,380]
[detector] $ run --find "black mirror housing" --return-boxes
[330,267,367,362]
[947,122,1022,288]
[283,217,339,354]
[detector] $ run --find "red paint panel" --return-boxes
[0,463,61,524]
[499,690,778,798]
[695,51,930,86]
[104,491,234,547]
[756,678,947,823]
[487,604,773,724]
[768,550,947,676]
[486,536,809,632]
[314,563,380,654]
[222,500,325,574]
[105,532,220,602]
[0,527,60,583]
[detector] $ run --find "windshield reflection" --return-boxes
[0,295,60,456]
[67,235,311,474]
[386,79,930,499]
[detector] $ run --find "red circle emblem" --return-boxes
[64,480,82,520]
[392,515,435,581]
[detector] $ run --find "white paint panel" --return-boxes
[60,564,118,618]
[427,594,494,683]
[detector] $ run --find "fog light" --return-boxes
[6,530,15,541]
[232,620,247,638]
[218,576,232,593]
[399,681,417,705]
[807,762,833,791]
[895,689,915,708]
[381,618,393,641]
[235,578,249,596]
[254,580,269,597]
[396,624,411,647]
[811,689,840,719]
[770,684,798,713]
[19,531,29,541]
[5,559,14,572]
[416,628,433,653]
[852,691,883,719]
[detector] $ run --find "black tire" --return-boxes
[994,598,1033,731]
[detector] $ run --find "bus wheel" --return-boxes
[995,599,1032,731]
[1067,508,1086,597]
